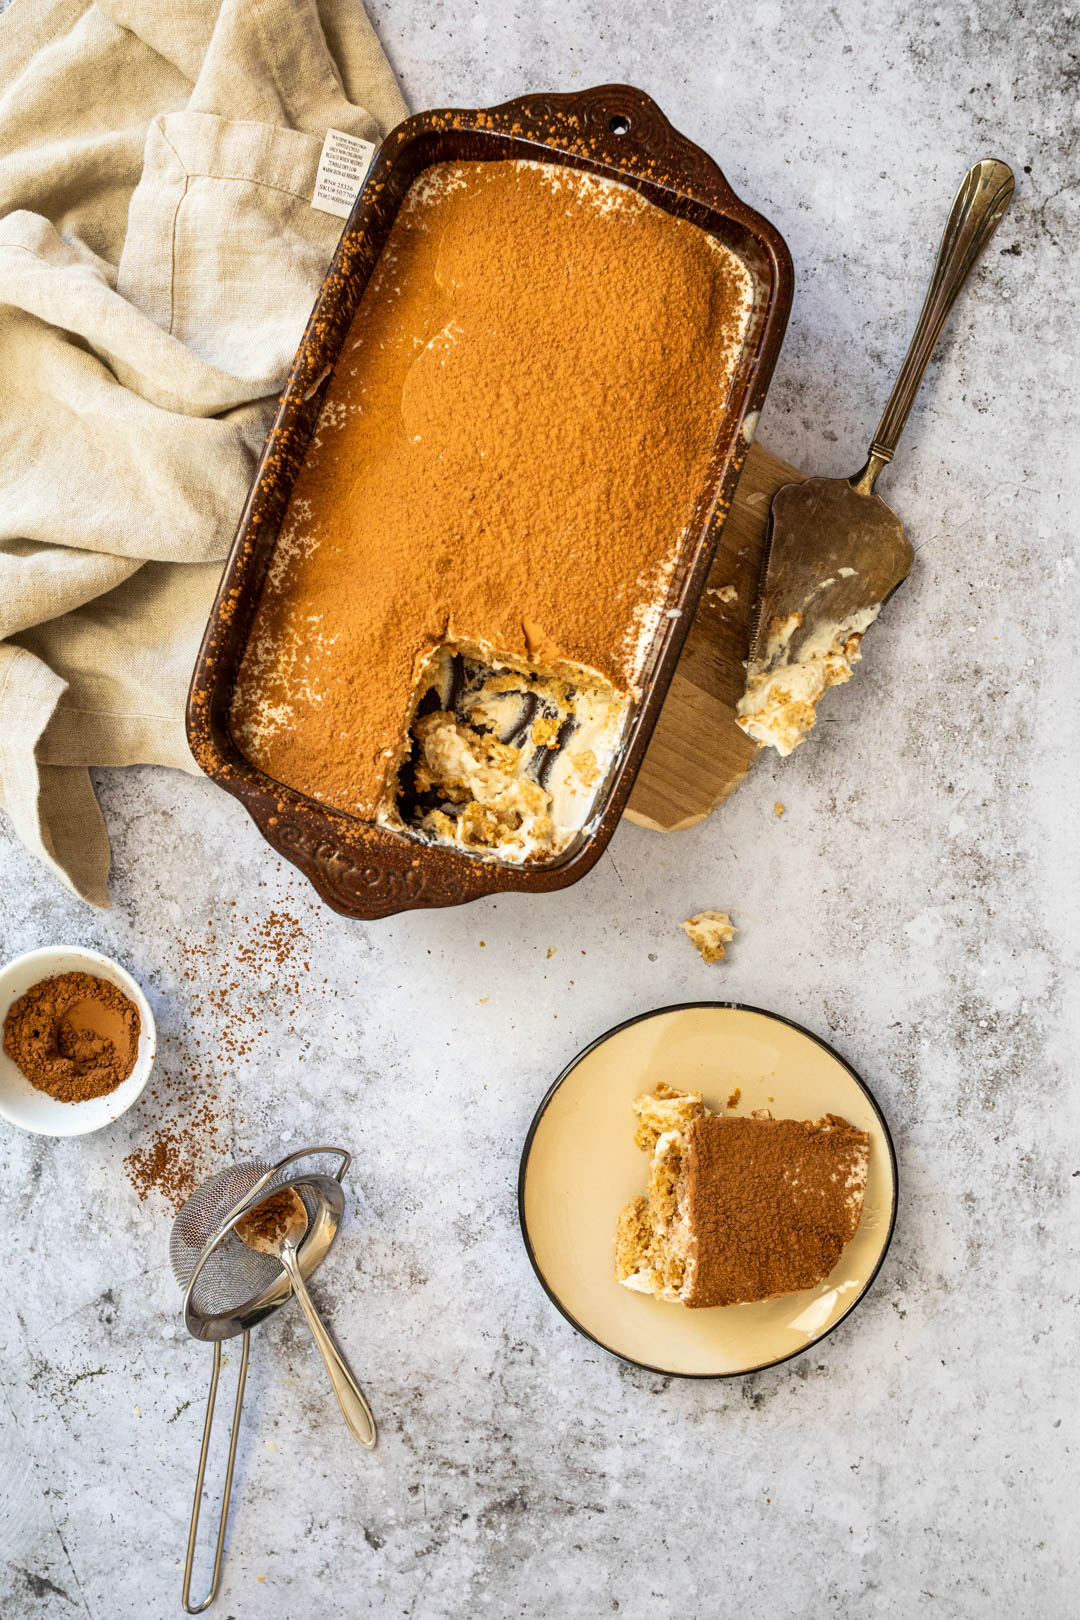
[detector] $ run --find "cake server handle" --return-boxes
[851,158,1014,495]
[279,1242,377,1448]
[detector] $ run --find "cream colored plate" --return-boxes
[519,1003,897,1377]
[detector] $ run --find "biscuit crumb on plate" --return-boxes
[680,910,736,963]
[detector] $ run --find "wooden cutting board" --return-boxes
[625,442,805,832]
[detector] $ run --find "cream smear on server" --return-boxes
[736,602,881,756]
[231,157,754,865]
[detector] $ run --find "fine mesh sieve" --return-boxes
[170,1159,324,1334]
[170,1146,349,1614]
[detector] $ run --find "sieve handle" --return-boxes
[280,1244,377,1449]
[182,1333,250,1614]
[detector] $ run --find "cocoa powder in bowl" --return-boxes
[3,971,140,1102]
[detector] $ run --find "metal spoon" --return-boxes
[237,1188,376,1448]
[738,158,1015,755]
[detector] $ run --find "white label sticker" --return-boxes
[312,128,377,219]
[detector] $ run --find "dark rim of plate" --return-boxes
[516,1000,899,1380]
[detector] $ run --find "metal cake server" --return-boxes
[740,158,1015,747]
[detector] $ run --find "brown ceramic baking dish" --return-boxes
[187,85,793,919]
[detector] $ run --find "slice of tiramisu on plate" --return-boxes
[616,1082,870,1307]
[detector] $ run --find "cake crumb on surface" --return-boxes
[727,1087,741,1108]
[530,714,562,748]
[680,910,736,963]
[774,801,785,816]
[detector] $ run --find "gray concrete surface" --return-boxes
[1,1,1077,1616]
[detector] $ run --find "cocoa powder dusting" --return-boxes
[236,1188,303,1249]
[685,1113,871,1308]
[231,158,753,820]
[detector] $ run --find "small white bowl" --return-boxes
[0,947,156,1137]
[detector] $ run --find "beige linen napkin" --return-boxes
[0,0,407,904]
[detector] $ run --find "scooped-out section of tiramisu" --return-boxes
[379,645,626,862]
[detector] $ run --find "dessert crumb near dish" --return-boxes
[726,1087,741,1108]
[774,801,785,816]
[680,910,736,963]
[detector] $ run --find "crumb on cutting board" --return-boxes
[680,910,736,964]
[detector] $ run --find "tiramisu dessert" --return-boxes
[231,159,753,863]
[616,1083,870,1307]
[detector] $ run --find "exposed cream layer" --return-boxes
[616,1083,707,1301]
[380,645,625,863]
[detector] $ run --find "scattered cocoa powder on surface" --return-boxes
[4,972,140,1103]
[124,1103,223,1210]
[124,902,325,1211]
